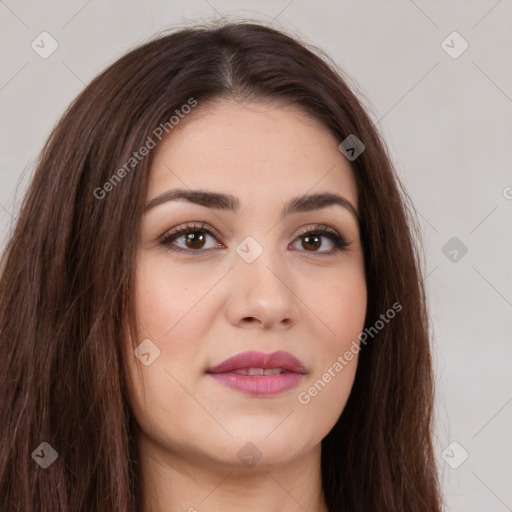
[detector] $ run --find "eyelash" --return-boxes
[158,221,349,255]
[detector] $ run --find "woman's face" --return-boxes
[128,100,367,471]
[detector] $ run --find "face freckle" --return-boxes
[126,100,367,475]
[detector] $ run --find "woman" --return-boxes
[0,20,443,511]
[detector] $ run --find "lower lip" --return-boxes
[208,372,304,397]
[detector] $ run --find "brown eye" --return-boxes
[301,234,323,251]
[292,225,349,254]
[159,223,223,253]
[182,231,207,250]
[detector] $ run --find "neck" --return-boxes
[137,431,329,512]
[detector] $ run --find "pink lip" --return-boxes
[207,350,307,397]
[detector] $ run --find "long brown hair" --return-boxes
[0,20,443,511]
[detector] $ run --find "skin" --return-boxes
[126,100,367,512]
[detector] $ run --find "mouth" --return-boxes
[227,367,291,376]
[206,350,307,397]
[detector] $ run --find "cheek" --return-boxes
[299,270,366,412]
[125,355,196,451]
[312,267,367,348]
[134,258,213,340]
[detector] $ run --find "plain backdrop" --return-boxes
[1,1,511,511]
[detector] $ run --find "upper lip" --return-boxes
[207,350,307,375]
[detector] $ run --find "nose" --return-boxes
[225,248,300,331]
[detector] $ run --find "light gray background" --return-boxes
[1,1,511,510]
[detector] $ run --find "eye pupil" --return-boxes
[185,231,206,249]
[302,234,321,251]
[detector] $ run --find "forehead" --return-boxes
[147,100,358,211]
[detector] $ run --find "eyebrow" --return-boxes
[145,188,359,221]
